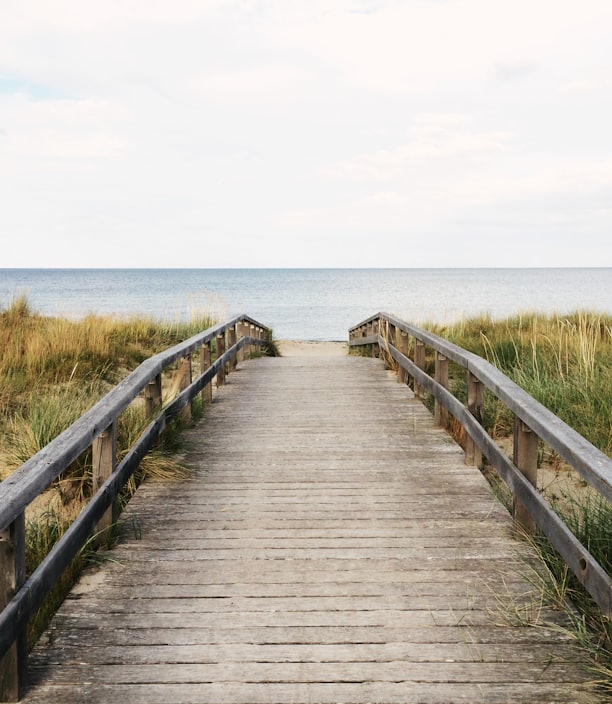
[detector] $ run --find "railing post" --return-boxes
[177,356,192,422]
[465,371,483,468]
[413,340,426,399]
[386,323,396,370]
[398,331,409,384]
[237,322,245,363]
[0,514,26,702]
[144,373,162,418]
[216,332,226,386]
[434,352,449,429]
[372,319,379,358]
[92,422,117,539]
[200,341,213,406]
[247,324,255,358]
[228,326,237,372]
[513,418,539,535]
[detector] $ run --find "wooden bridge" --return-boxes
[1,314,611,703]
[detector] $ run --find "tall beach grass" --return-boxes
[432,311,612,455]
[0,296,219,644]
[426,310,612,689]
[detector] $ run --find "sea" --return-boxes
[1,268,611,342]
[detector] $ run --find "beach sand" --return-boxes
[277,340,348,357]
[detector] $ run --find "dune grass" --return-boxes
[0,295,221,644]
[359,310,612,687]
[424,310,612,690]
[430,311,612,456]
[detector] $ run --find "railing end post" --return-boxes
[0,514,27,703]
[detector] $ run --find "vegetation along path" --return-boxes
[22,347,602,703]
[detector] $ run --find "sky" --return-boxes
[1,0,611,268]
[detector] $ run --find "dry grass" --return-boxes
[427,311,612,691]
[0,296,218,645]
[357,311,612,689]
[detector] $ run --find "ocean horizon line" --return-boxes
[2,265,611,272]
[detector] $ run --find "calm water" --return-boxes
[1,268,611,341]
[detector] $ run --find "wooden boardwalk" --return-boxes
[22,349,601,703]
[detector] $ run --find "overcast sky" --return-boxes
[1,0,611,268]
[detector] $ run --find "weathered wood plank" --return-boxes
[45,609,532,629]
[20,681,599,704]
[57,594,537,615]
[26,660,588,685]
[32,641,579,666]
[39,624,576,647]
[21,353,603,704]
[69,580,532,599]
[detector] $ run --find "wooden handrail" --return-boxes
[0,314,269,701]
[349,312,612,618]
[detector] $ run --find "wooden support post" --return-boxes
[216,333,226,386]
[513,418,539,535]
[434,352,449,429]
[92,422,117,539]
[0,514,26,702]
[398,332,409,384]
[386,323,395,369]
[144,373,162,417]
[246,324,254,358]
[177,356,192,423]
[372,320,379,358]
[200,342,212,405]
[237,322,245,363]
[465,372,483,468]
[413,341,426,399]
[228,326,237,372]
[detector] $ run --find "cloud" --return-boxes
[557,79,604,95]
[324,115,514,181]
[265,0,612,95]
[0,0,611,268]
[345,0,387,14]
[490,62,539,83]
[0,95,129,164]
[184,65,314,101]
[2,1,225,33]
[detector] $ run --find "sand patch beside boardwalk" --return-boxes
[277,340,348,357]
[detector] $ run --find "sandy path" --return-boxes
[277,340,348,357]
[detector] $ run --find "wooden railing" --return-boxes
[349,312,612,619]
[0,314,269,702]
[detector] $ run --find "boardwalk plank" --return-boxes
[30,642,580,666]
[39,624,576,647]
[21,353,603,704]
[20,682,598,704]
[27,660,588,685]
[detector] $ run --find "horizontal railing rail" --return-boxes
[349,312,612,619]
[0,314,270,701]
